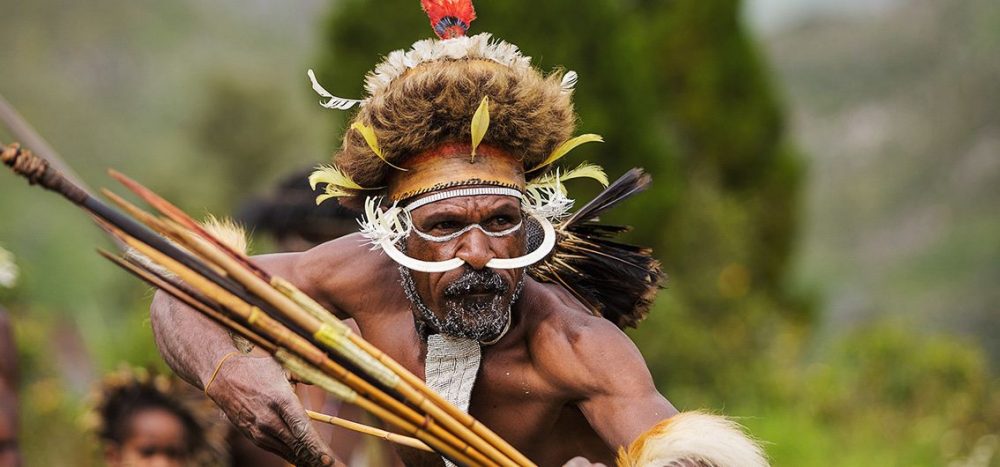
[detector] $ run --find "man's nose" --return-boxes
[454,228,494,270]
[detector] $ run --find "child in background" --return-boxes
[88,368,226,467]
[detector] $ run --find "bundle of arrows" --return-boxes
[1,141,535,467]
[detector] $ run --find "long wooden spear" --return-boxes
[0,142,246,300]
[100,252,453,459]
[101,189,501,466]
[2,141,534,466]
[0,94,88,196]
[108,169,534,467]
[94,217,486,466]
[306,410,432,452]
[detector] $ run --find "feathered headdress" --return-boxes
[305,0,663,327]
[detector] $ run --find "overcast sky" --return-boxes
[744,0,901,34]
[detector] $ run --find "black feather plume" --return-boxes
[528,168,664,328]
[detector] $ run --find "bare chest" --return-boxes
[357,315,613,466]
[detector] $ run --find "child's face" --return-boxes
[106,408,188,467]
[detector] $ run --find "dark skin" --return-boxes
[151,194,676,466]
[104,408,188,467]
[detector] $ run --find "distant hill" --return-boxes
[764,0,1000,361]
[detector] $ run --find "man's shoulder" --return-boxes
[298,233,389,266]
[259,233,402,317]
[521,281,641,391]
[292,233,400,284]
[523,280,620,343]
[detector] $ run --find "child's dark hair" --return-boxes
[88,368,227,465]
[95,376,203,454]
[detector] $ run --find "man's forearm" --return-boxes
[150,290,241,389]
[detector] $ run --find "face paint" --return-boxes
[379,210,555,272]
[412,220,523,243]
[358,187,561,273]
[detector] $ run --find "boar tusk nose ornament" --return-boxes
[377,211,556,273]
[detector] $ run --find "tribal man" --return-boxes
[150,2,766,466]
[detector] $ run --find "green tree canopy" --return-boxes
[318,0,809,400]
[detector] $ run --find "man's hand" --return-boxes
[205,353,336,466]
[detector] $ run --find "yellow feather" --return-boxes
[200,215,250,255]
[309,165,363,190]
[527,162,609,193]
[470,96,490,159]
[315,191,351,205]
[351,122,408,171]
[559,162,609,187]
[528,134,604,173]
[308,165,379,204]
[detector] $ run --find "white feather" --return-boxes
[621,412,769,467]
[364,33,533,97]
[357,197,411,250]
[561,70,578,93]
[307,69,364,110]
[200,215,249,255]
[523,180,575,222]
[0,245,18,288]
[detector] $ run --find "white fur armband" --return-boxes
[616,411,768,467]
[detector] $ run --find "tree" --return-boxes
[318,0,809,401]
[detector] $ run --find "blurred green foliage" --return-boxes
[318,1,999,465]
[320,0,808,403]
[0,0,996,465]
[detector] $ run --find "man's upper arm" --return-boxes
[542,315,677,449]
[251,248,351,321]
[250,234,395,321]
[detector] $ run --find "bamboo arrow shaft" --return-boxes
[106,166,533,465]
[99,222,494,466]
[306,410,432,452]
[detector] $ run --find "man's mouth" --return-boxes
[443,269,508,299]
[455,291,497,301]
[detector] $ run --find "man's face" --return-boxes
[402,194,526,341]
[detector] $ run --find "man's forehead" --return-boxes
[409,193,520,216]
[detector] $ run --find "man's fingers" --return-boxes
[274,398,335,466]
[229,409,294,460]
[249,429,295,460]
[203,354,334,465]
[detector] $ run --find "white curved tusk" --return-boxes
[485,212,556,269]
[380,238,466,273]
[376,212,555,272]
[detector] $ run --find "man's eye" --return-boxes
[485,216,514,231]
[432,221,461,232]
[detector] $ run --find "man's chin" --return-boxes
[442,321,506,342]
[440,298,509,341]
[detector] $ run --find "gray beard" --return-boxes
[399,264,524,343]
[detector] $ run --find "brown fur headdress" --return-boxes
[305,1,663,328]
[342,56,574,193]
[307,31,597,205]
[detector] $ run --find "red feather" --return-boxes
[420,0,477,39]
